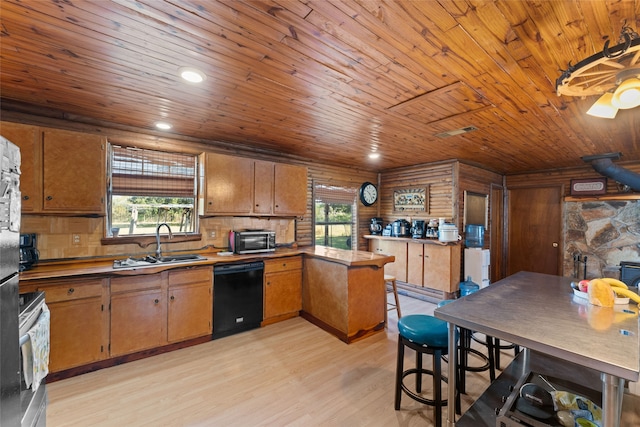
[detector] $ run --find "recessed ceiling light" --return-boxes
[179,67,206,83]
[368,152,380,159]
[155,122,172,130]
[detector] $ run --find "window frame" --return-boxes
[312,181,358,250]
[102,143,202,245]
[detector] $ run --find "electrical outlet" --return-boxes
[72,234,81,245]
[209,230,216,238]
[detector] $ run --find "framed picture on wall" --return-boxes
[393,187,428,213]
[464,191,488,227]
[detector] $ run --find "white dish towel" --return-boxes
[21,303,50,391]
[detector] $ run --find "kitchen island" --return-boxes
[434,271,640,427]
[300,246,394,343]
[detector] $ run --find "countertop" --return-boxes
[434,271,640,382]
[19,245,394,281]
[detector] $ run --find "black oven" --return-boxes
[18,291,48,427]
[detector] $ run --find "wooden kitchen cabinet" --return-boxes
[408,241,462,293]
[167,266,213,343]
[263,256,303,324]
[110,274,166,357]
[30,277,109,373]
[42,129,106,213]
[369,238,407,282]
[204,152,307,217]
[204,152,254,215]
[273,163,307,215]
[0,122,40,212]
[0,122,106,214]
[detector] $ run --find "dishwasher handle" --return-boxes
[214,261,264,275]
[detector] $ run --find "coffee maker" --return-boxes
[411,220,425,239]
[369,217,384,235]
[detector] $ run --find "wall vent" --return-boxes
[435,126,478,138]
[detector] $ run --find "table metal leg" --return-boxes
[601,373,624,427]
[446,323,457,427]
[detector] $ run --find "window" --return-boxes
[313,182,357,249]
[108,145,198,236]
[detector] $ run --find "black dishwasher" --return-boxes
[213,261,264,339]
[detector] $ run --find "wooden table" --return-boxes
[434,271,640,427]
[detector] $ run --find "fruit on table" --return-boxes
[611,287,640,304]
[587,278,616,307]
[600,277,628,289]
[578,280,590,292]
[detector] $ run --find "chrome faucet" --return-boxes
[155,223,173,258]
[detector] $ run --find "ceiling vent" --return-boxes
[435,126,478,138]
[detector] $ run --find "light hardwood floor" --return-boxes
[47,294,511,426]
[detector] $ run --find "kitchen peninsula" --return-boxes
[18,246,394,380]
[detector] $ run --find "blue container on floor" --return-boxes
[459,276,480,297]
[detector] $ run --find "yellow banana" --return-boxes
[611,287,640,304]
[600,277,628,289]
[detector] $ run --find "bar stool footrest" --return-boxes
[400,368,449,407]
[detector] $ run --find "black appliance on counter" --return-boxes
[391,219,410,237]
[1,136,47,427]
[19,234,38,272]
[411,220,425,239]
[213,262,264,339]
[369,217,383,235]
[621,261,640,289]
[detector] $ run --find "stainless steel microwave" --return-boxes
[229,230,276,254]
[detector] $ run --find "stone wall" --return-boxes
[564,200,640,279]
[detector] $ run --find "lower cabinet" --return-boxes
[368,237,462,295]
[110,273,165,357]
[110,266,214,357]
[263,256,302,324]
[167,266,213,343]
[29,277,109,373]
[369,239,407,282]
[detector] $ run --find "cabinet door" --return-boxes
[205,153,253,214]
[110,288,165,357]
[422,244,454,292]
[0,122,41,212]
[42,129,106,213]
[36,278,107,373]
[406,242,424,286]
[273,163,307,216]
[264,269,302,319]
[373,240,407,282]
[167,267,213,343]
[253,160,274,214]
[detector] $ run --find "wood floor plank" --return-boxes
[46,295,513,426]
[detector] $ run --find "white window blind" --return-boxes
[111,146,196,197]
[314,183,358,204]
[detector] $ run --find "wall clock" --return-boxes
[359,182,378,206]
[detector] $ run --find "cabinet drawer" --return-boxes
[111,273,161,294]
[264,256,303,274]
[37,279,104,303]
[168,266,213,287]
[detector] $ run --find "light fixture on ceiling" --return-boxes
[179,67,206,84]
[368,152,380,159]
[556,24,640,119]
[155,122,172,130]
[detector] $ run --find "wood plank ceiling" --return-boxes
[1,0,639,173]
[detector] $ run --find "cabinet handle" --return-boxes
[46,195,53,201]
[170,295,175,301]
[23,195,30,200]
[267,281,271,286]
[208,201,212,205]
[68,288,75,294]
[282,263,286,267]
[154,299,159,304]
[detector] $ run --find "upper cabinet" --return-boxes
[1,122,106,215]
[205,152,307,217]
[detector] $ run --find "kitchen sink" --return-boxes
[112,254,205,269]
